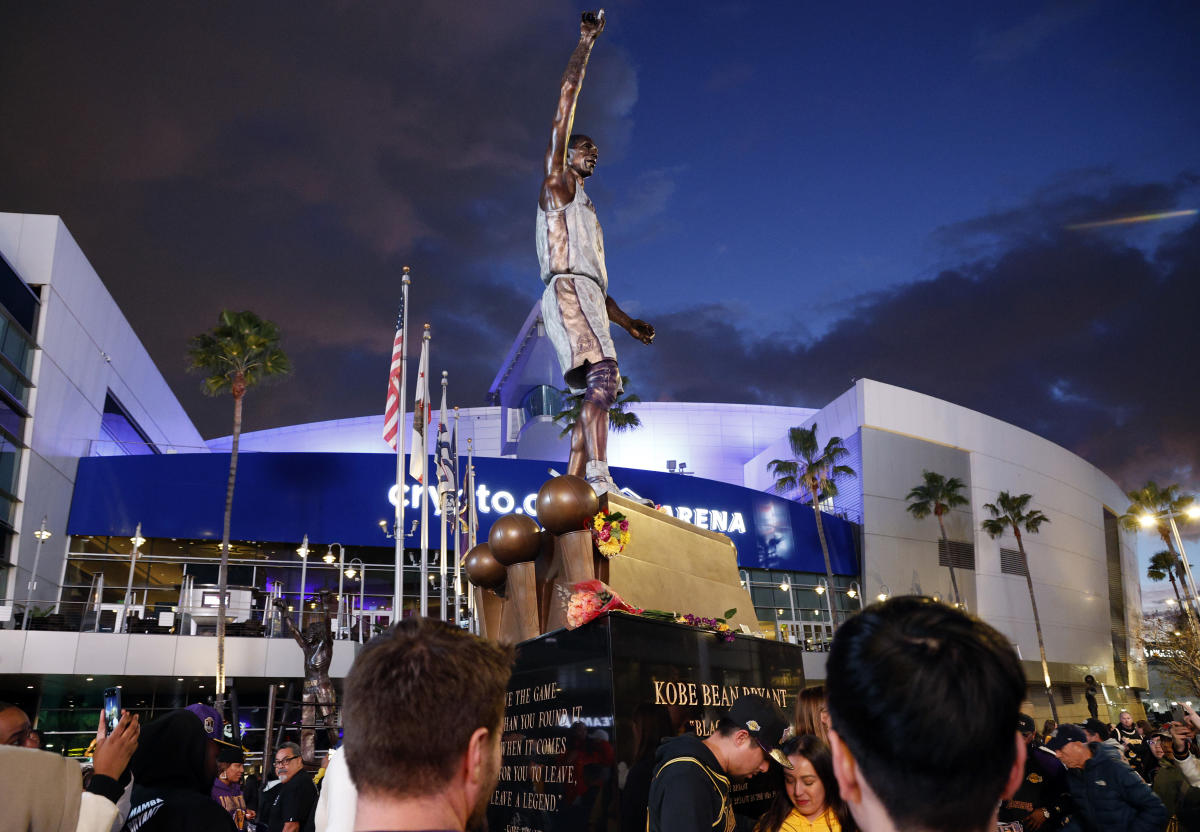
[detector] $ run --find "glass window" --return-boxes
[521,385,564,422]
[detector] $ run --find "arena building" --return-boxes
[0,212,1146,752]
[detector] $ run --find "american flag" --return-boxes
[382,301,405,450]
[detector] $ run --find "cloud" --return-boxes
[631,173,1200,493]
[0,1,638,437]
[973,0,1098,65]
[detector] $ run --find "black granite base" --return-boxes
[489,611,806,832]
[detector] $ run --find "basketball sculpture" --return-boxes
[488,513,543,565]
[536,474,598,534]
[464,543,507,590]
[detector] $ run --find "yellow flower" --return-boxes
[594,515,605,530]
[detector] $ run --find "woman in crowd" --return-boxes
[212,746,255,830]
[754,734,855,832]
[794,686,830,746]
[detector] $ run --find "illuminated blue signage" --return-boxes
[69,453,858,575]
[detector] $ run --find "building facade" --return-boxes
[0,214,1147,750]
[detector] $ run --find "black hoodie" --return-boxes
[647,733,734,832]
[123,709,239,832]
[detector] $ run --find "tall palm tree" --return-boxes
[905,470,969,608]
[981,491,1055,721]
[768,426,855,630]
[1147,549,1184,608]
[1122,481,1197,611]
[555,375,642,437]
[188,310,290,705]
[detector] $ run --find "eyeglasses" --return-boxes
[274,755,299,767]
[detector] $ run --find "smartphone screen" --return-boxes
[103,687,121,734]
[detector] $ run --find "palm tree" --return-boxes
[555,375,642,437]
[981,491,1055,721]
[905,470,969,608]
[768,426,855,630]
[188,310,290,705]
[1147,549,1184,608]
[1122,481,1197,611]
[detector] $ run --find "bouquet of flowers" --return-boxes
[592,509,631,557]
[562,579,641,629]
[641,608,740,642]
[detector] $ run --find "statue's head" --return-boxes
[567,134,598,179]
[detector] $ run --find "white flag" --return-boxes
[436,386,455,502]
[409,337,431,483]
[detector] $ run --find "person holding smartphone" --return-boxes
[2,706,139,831]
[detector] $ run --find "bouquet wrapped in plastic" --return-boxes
[592,509,630,557]
[562,579,641,629]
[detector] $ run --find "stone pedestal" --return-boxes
[594,492,758,630]
[488,612,804,832]
[474,480,760,642]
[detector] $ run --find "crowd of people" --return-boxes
[3,597,1199,832]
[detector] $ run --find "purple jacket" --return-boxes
[211,778,249,830]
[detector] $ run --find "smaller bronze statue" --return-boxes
[273,592,339,763]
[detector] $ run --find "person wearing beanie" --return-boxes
[212,744,255,830]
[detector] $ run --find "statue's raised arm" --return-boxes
[541,10,605,211]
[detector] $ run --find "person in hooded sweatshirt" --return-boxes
[122,709,239,832]
[648,695,793,832]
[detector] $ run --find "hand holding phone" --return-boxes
[93,710,139,780]
[103,687,122,735]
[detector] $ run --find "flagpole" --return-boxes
[467,437,478,634]
[420,324,431,618]
[438,371,449,621]
[392,267,411,624]
[453,406,462,628]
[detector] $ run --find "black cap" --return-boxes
[1046,724,1088,751]
[727,694,793,769]
[1017,713,1036,734]
[1082,718,1109,737]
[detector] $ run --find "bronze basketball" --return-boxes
[488,513,543,565]
[536,474,600,534]
[464,543,507,589]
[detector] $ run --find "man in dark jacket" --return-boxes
[1049,724,1167,832]
[266,742,316,832]
[998,714,1073,829]
[123,709,238,832]
[647,694,792,832]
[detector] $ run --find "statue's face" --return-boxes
[568,137,598,178]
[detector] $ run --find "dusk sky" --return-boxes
[2,2,1197,577]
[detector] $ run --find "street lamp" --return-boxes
[848,581,864,612]
[1139,507,1200,622]
[779,582,796,644]
[344,558,365,643]
[122,523,145,632]
[296,535,310,627]
[326,543,345,636]
[816,579,836,645]
[23,517,52,630]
